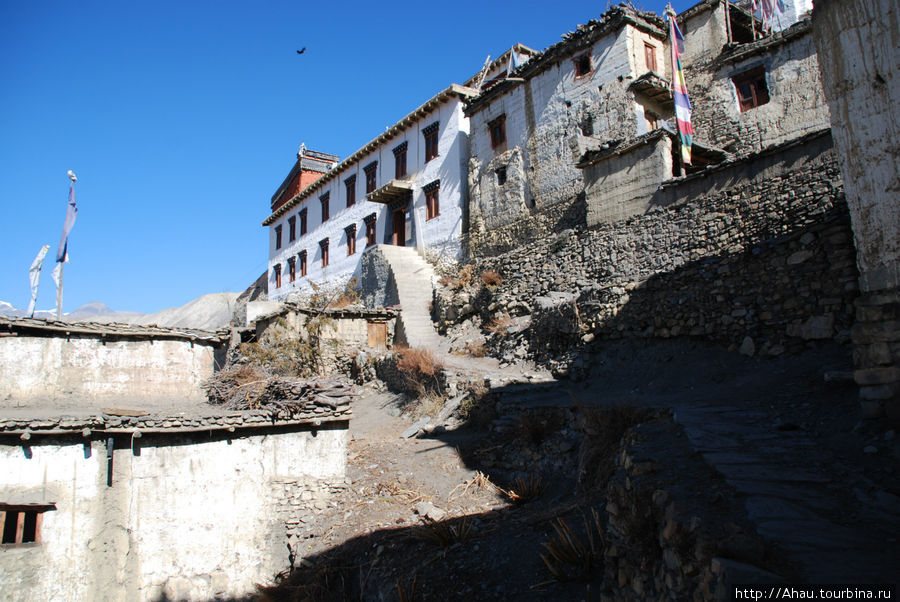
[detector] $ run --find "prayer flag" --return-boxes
[667,6,694,166]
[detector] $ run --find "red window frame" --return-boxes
[488,115,506,150]
[299,250,307,277]
[733,66,770,112]
[393,143,408,178]
[346,224,357,255]
[364,163,377,194]
[320,239,329,267]
[423,123,439,162]
[320,193,330,222]
[288,216,296,242]
[573,53,592,77]
[273,264,282,288]
[274,225,282,250]
[644,42,657,73]
[287,256,296,282]
[345,176,356,207]
[299,208,308,235]
[365,213,377,247]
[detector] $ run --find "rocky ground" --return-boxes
[258,339,900,601]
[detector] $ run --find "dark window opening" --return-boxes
[423,122,440,162]
[424,180,440,221]
[1,507,46,545]
[273,264,282,288]
[287,257,296,282]
[346,224,357,255]
[645,110,659,131]
[345,175,357,207]
[320,239,329,267]
[393,142,408,178]
[288,216,296,242]
[733,66,769,111]
[488,115,506,150]
[274,225,282,250]
[299,208,308,235]
[496,167,507,186]
[365,213,377,247]
[644,42,657,73]
[364,162,378,194]
[299,251,307,277]
[320,193,330,222]
[580,114,594,136]
[574,53,592,77]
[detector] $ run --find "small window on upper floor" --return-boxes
[574,53,592,77]
[489,114,506,150]
[274,225,282,250]
[345,175,357,207]
[733,66,770,112]
[288,216,296,242]
[364,213,377,247]
[496,166,507,186]
[287,256,296,282]
[273,264,282,288]
[319,238,329,267]
[393,142,408,178]
[424,180,440,221]
[299,250,308,277]
[320,192,330,222]
[423,122,440,162]
[644,42,658,73]
[364,162,378,194]
[1,504,54,546]
[299,208,308,235]
[345,224,357,256]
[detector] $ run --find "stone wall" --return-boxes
[0,423,348,601]
[440,138,857,371]
[812,0,900,419]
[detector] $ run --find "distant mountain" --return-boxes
[0,293,239,331]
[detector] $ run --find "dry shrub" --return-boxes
[327,277,361,308]
[505,473,545,504]
[417,516,473,548]
[396,346,444,398]
[464,341,486,357]
[480,269,503,287]
[485,312,513,336]
[608,486,659,569]
[577,404,653,493]
[540,510,605,582]
[457,264,474,288]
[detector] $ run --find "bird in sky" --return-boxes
[296,47,306,55]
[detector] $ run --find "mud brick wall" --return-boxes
[447,143,858,365]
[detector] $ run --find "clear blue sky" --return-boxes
[0,0,691,314]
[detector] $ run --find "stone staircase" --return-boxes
[375,245,444,349]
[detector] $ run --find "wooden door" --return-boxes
[392,209,406,246]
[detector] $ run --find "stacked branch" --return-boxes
[204,364,355,413]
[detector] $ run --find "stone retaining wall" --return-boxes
[438,140,858,370]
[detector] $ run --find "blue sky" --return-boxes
[0,0,692,314]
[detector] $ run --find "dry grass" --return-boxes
[397,347,443,377]
[463,341,486,357]
[484,312,513,336]
[576,404,653,493]
[438,264,475,291]
[540,510,605,582]
[505,473,546,504]
[416,516,473,548]
[480,269,503,287]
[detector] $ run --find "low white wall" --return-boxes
[0,425,347,601]
[0,335,222,405]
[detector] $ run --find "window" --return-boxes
[287,256,296,282]
[319,239,329,267]
[299,250,307,277]
[288,216,296,242]
[644,42,657,73]
[732,66,769,112]
[496,166,507,186]
[364,162,378,194]
[393,142,408,178]
[274,225,282,250]
[1,504,53,546]
[574,53,592,77]
[365,213,377,247]
[423,122,439,162]
[299,208,308,235]
[273,264,282,288]
[345,175,356,207]
[424,180,440,221]
[488,115,506,150]
[320,192,330,222]
[345,224,357,255]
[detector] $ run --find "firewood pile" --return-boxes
[203,365,355,413]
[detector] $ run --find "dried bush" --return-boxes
[396,346,444,398]
[484,312,513,336]
[417,516,472,548]
[480,269,503,287]
[540,511,604,582]
[505,473,545,504]
[327,277,361,309]
[463,341,486,357]
[577,404,653,493]
[238,317,324,377]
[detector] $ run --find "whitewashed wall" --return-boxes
[268,97,469,300]
[0,426,347,601]
[0,336,221,405]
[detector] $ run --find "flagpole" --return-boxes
[55,262,64,320]
[55,170,78,320]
